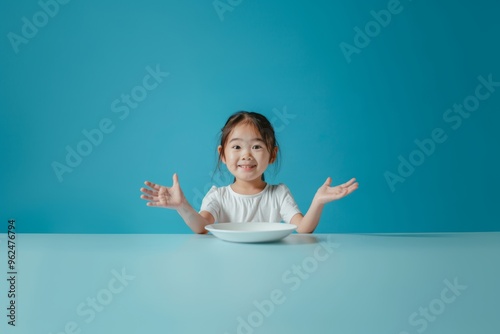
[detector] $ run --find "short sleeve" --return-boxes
[200,186,220,222]
[279,184,302,224]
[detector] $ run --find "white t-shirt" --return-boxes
[200,184,302,224]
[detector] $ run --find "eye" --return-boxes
[232,145,241,149]
[252,145,262,150]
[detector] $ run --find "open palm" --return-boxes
[140,173,185,209]
[314,177,358,205]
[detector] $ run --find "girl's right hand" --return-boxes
[140,173,185,209]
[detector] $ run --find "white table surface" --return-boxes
[1,232,499,334]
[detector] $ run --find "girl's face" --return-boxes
[219,123,276,185]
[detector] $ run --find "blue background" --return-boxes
[1,0,499,233]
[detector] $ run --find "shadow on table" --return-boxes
[254,234,319,245]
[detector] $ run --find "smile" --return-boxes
[238,165,256,170]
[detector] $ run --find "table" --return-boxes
[1,233,499,334]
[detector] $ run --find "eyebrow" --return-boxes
[229,138,265,143]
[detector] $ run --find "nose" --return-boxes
[241,149,253,160]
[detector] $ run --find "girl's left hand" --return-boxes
[314,177,358,205]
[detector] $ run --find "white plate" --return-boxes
[205,222,297,243]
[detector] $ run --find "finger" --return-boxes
[140,187,156,196]
[347,180,358,189]
[144,181,161,190]
[342,178,357,187]
[140,194,155,201]
[323,177,332,186]
[349,182,359,191]
[173,173,179,186]
[147,201,165,207]
[345,182,359,195]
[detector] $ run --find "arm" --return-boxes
[291,177,358,233]
[140,173,214,234]
[177,204,214,234]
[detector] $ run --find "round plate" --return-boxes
[205,222,297,243]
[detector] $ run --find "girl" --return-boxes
[140,111,358,233]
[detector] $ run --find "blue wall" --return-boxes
[1,0,499,233]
